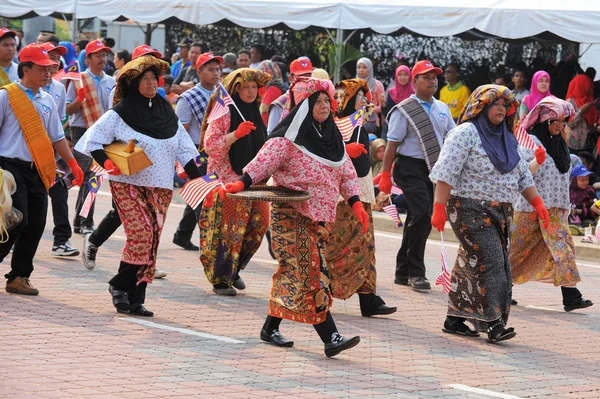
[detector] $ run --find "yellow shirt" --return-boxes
[439,82,470,120]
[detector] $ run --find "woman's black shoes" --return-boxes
[108,285,130,314]
[486,322,516,343]
[260,328,294,347]
[564,298,593,312]
[324,333,360,358]
[130,303,154,317]
[442,318,480,337]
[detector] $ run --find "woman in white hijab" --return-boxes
[356,57,386,135]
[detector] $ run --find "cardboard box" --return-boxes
[103,140,153,175]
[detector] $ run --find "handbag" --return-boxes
[0,169,23,243]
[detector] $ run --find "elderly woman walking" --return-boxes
[76,55,202,316]
[510,97,593,312]
[429,85,550,343]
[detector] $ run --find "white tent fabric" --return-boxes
[3,0,600,43]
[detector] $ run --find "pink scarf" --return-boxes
[388,65,414,104]
[523,70,554,111]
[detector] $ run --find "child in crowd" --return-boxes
[569,165,598,227]
[370,138,386,178]
[163,74,179,107]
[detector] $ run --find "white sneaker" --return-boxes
[52,241,80,257]
[82,234,98,270]
[154,270,168,279]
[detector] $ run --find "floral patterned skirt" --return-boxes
[446,196,513,331]
[109,181,173,284]
[199,195,269,286]
[325,201,376,300]
[510,208,581,287]
[269,203,333,325]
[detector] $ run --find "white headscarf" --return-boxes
[356,57,377,94]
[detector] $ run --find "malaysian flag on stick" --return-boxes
[53,62,81,81]
[382,196,402,227]
[514,124,536,150]
[435,232,452,293]
[206,85,241,124]
[79,174,104,218]
[334,106,365,141]
[179,173,221,209]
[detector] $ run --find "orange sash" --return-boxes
[0,67,11,88]
[74,72,103,128]
[2,83,56,190]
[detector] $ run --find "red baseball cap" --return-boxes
[19,44,58,66]
[132,45,163,60]
[0,27,17,40]
[411,60,443,79]
[290,58,313,75]
[196,52,223,69]
[85,39,112,55]
[41,42,67,56]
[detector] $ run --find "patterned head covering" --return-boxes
[334,78,372,114]
[281,76,336,120]
[257,60,283,87]
[113,55,170,106]
[520,97,576,132]
[458,84,518,132]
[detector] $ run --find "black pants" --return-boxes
[49,180,72,246]
[0,159,48,281]
[174,204,200,241]
[71,126,95,229]
[393,155,433,280]
[89,200,121,247]
[109,261,147,305]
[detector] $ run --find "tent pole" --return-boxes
[72,0,78,41]
[334,28,343,83]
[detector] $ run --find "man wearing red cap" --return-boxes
[0,28,18,86]
[65,39,116,235]
[0,44,84,295]
[172,52,223,250]
[379,60,455,291]
[266,57,313,134]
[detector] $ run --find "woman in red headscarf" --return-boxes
[565,73,599,153]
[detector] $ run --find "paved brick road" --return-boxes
[1,190,599,398]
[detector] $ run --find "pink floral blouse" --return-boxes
[244,137,360,223]
[204,110,239,184]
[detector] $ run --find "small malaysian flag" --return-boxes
[391,184,403,196]
[514,124,536,150]
[53,63,81,81]
[179,174,221,209]
[90,163,106,175]
[79,174,104,218]
[176,155,208,179]
[334,107,365,141]
[206,85,234,124]
[435,233,452,293]
[382,204,403,227]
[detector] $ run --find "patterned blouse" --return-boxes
[75,110,199,190]
[515,135,571,212]
[204,110,240,184]
[244,137,361,223]
[429,122,535,205]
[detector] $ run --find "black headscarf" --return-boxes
[270,91,345,163]
[471,105,520,174]
[228,92,267,175]
[529,121,571,174]
[341,90,370,177]
[113,67,179,140]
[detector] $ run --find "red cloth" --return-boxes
[566,74,598,127]
[260,85,284,125]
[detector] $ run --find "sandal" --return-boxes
[564,298,594,312]
[442,318,480,337]
[130,303,154,317]
[486,322,516,343]
[108,285,130,314]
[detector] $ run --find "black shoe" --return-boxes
[394,277,408,286]
[108,285,130,314]
[324,333,360,358]
[361,304,397,317]
[486,322,516,344]
[564,298,593,312]
[233,276,246,290]
[212,283,237,296]
[130,303,154,317]
[172,236,199,251]
[260,328,294,347]
[511,299,518,306]
[442,318,480,337]
[408,277,431,291]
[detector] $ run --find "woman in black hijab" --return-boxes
[199,68,272,296]
[510,97,593,312]
[76,55,202,317]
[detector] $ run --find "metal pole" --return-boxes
[334,28,343,83]
[72,0,78,42]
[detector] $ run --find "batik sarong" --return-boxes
[326,201,376,300]
[446,196,514,331]
[510,208,580,287]
[269,203,333,324]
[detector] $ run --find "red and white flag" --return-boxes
[382,204,402,227]
[334,107,365,141]
[179,173,221,209]
[206,85,234,124]
[79,174,104,218]
[514,124,536,150]
[90,164,106,175]
[435,233,452,293]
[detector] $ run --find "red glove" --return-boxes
[352,201,369,234]
[345,143,367,158]
[76,87,87,103]
[378,171,393,194]
[67,158,84,187]
[431,202,447,232]
[204,186,226,208]
[234,121,256,139]
[531,196,550,229]
[103,159,121,176]
[225,180,245,193]
[534,145,547,165]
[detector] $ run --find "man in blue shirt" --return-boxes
[170,38,192,81]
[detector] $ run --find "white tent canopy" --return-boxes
[4,0,600,43]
